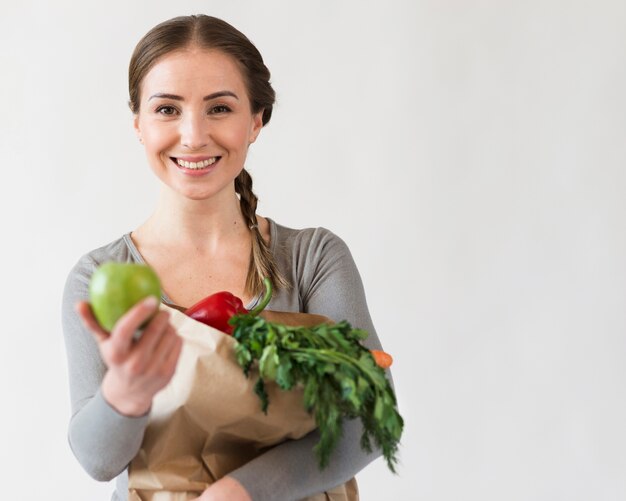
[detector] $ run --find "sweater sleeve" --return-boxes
[228,228,393,500]
[62,254,150,481]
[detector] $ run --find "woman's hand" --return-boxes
[190,476,252,501]
[76,297,183,416]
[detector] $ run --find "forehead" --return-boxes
[141,48,248,100]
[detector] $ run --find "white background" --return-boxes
[1,1,625,500]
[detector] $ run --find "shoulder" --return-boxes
[268,218,359,299]
[64,234,135,293]
[267,219,375,330]
[270,219,352,261]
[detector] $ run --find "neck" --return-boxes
[138,184,250,253]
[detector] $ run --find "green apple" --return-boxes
[89,262,162,332]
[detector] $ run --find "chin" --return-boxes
[173,184,225,201]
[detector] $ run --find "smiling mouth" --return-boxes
[171,157,220,170]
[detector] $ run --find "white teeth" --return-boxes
[176,158,217,169]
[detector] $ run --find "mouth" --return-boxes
[170,156,221,174]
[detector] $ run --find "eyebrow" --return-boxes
[148,91,239,101]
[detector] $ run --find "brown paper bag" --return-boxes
[128,304,358,501]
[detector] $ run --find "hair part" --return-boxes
[129,14,288,296]
[128,15,275,124]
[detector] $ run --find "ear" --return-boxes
[133,114,143,143]
[249,110,264,144]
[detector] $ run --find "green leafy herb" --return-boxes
[230,313,403,472]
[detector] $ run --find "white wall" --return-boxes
[1,1,625,500]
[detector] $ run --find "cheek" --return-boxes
[143,123,176,151]
[219,121,253,150]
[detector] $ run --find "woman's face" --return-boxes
[134,47,263,201]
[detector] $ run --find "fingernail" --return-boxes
[144,296,159,308]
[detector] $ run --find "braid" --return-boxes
[235,168,290,297]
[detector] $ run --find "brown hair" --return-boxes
[128,15,289,297]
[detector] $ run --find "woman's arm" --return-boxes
[62,256,148,480]
[63,256,182,481]
[225,228,393,501]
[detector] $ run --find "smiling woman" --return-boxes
[134,49,264,207]
[61,14,391,501]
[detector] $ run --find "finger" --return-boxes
[137,329,182,385]
[109,296,160,360]
[124,311,171,374]
[75,301,109,342]
[140,325,180,376]
[151,325,182,370]
[134,309,171,353]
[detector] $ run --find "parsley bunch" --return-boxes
[230,313,403,472]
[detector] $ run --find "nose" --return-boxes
[180,112,208,150]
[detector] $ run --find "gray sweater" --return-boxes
[62,218,387,501]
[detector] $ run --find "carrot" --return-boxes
[371,349,393,369]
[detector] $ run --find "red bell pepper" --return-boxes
[185,278,273,334]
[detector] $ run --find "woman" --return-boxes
[63,14,388,501]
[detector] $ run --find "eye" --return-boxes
[209,104,231,114]
[156,105,178,116]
